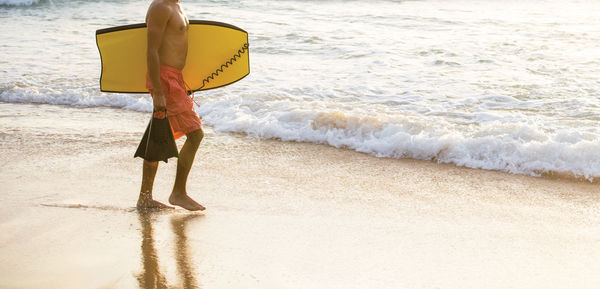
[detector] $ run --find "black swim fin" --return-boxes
[134,112,179,163]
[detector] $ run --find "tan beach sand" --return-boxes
[1,103,599,289]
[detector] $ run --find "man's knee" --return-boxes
[187,128,204,145]
[143,160,159,168]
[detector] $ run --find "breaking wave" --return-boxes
[2,85,599,182]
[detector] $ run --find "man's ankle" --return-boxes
[171,187,186,194]
[139,190,153,199]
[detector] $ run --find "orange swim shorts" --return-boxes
[146,65,202,140]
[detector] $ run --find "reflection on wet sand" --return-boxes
[171,215,201,289]
[136,212,202,289]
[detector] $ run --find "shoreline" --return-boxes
[1,102,599,288]
[2,101,596,185]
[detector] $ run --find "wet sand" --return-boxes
[1,103,599,289]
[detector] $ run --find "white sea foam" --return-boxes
[2,86,599,181]
[0,0,40,6]
[195,96,600,181]
[0,86,152,112]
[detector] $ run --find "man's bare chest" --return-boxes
[168,10,189,33]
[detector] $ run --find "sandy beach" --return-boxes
[1,102,599,289]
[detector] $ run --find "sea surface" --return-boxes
[1,0,599,180]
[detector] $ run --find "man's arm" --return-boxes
[146,3,170,111]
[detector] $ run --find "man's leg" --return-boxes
[169,128,206,211]
[138,160,174,209]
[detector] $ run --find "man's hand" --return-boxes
[153,91,167,111]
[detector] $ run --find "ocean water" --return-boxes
[1,0,599,180]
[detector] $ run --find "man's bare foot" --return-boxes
[137,197,175,210]
[169,192,205,211]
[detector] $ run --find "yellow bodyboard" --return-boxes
[96,20,249,93]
